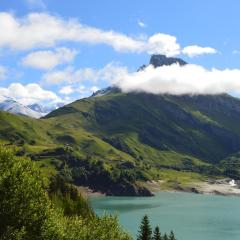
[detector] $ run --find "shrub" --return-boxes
[0,147,132,240]
[0,148,51,240]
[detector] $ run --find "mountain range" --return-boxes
[0,95,63,118]
[0,95,45,118]
[1,54,240,196]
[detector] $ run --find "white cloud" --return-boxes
[25,0,46,9]
[0,83,60,105]
[0,12,215,57]
[58,84,100,97]
[43,63,124,98]
[0,66,7,80]
[0,12,145,52]
[90,86,100,92]
[42,63,128,85]
[95,63,129,83]
[75,85,100,96]
[138,20,146,28]
[76,85,86,94]
[182,45,217,57]
[59,85,74,95]
[42,66,81,85]
[113,64,240,95]
[147,33,181,56]
[21,47,77,70]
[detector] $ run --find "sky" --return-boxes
[1,0,240,106]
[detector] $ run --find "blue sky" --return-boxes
[1,0,240,106]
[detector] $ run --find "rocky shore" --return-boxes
[195,179,240,196]
[146,179,240,197]
[79,179,240,198]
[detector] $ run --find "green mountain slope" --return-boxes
[46,91,240,163]
[2,55,240,195]
[2,90,240,195]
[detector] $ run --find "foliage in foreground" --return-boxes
[0,147,132,240]
[48,173,94,218]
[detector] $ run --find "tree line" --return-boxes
[137,215,176,240]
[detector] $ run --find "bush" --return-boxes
[0,148,51,240]
[49,174,94,218]
[0,147,132,240]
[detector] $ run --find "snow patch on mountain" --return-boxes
[0,98,44,118]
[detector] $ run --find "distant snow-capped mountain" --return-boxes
[27,103,47,113]
[0,96,58,118]
[0,95,66,118]
[27,102,65,114]
[0,96,44,118]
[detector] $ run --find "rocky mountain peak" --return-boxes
[149,54,187,68]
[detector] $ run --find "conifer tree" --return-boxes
[168,231,176,240]
[137,215,152,240]
[163,233,169,240]
[152,226,161,240]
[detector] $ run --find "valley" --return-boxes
[1,2,240,239]
[1,55,240,197]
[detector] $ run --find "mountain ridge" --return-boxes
[138,54,187,71]
[0,96,64,118]
[2,54,240,196]
[0,97,44,118]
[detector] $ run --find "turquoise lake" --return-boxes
[91,192,240,240]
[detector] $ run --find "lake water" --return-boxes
[91,192,240,240]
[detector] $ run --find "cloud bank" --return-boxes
[0,83,60,105]
[0,12,216,57]
[113,64,240,95]
[42,61,240,97]
[0,12,144,52]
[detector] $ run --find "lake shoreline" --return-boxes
[79,178,240,198]
[147,179,240,197]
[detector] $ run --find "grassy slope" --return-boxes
[47,92,240,162]
[2,92,240,193]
